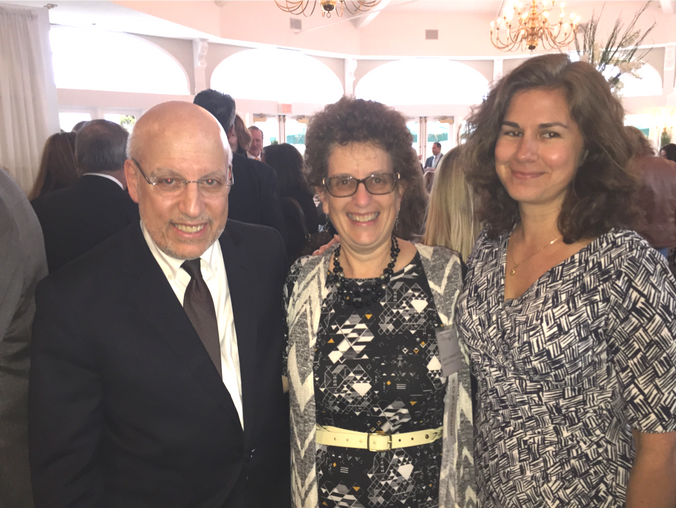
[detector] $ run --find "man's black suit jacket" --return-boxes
[424,154,443,170]
[28,220,290,508]
[31,174,140,273]
[229,154,287,245]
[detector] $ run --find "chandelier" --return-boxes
[490,1,581,53]
[275,0,381,18]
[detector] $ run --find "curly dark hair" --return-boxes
[463,53,638,243]
[304,96,427,240]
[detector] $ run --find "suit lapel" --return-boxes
[122,224,242,424]
[220,225,258,441]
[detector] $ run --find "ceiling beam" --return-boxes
[351,0,392,29]
[661,0,675,15]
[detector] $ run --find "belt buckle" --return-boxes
[367,432,391,452]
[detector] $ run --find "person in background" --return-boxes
[229,115,252,157]
[0,168,47,508]
[263,143,319,261]
[458,53,676,508]
[248,126,264,161]
[626,126,676,258]
[28,132,78,200]
[423,146,481,261]
[661,142,676,162]
[284,96,473,508]
[31,120,139,273]
[424,141,443,170]
[423,168,435,193]
[193,89,287,243]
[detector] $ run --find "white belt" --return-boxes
[316,425,444,452]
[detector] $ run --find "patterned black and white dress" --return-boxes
[457,228,676,508]
[314,253,446,508]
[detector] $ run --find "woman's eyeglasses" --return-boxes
[323,172,400,197]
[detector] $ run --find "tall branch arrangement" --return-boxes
[575,2,656,95]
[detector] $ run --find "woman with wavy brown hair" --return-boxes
[457,54,676,508]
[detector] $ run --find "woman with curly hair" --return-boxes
[457,53,676,507]
[283,97,474,508]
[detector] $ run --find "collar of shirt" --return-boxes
[140,221,221,292]
[81,172,124,189]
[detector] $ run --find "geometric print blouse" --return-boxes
[456,228,676,508]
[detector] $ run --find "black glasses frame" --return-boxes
[322,172,400,198]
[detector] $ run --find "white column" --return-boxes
[344,58,357,97]
[193,38,208,94]
[664,44,675,96]
[494,58,504,82]
[278,115,286,145]
[420,117,428,162]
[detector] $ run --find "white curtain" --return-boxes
[0,4,59,194]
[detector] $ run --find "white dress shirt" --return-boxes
[81,172,124,189]
[141,222,243,428]
[246,152,260,161]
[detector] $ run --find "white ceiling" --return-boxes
[0,0,672,42]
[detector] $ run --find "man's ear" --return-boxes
[124,159,140,203]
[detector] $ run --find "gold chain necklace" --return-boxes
[509,235,563,276]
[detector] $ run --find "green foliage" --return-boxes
[661,128,673,148]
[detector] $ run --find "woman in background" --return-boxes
[457,53,676,508]
[284,97,473,508]
[264,143,319,261]
[29,132,78,200]
[423,146,481,261]
[228,114,252,157]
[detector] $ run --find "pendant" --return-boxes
[510,267,516,276]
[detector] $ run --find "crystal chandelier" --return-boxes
[275,0,381,18]
[490,1,581,53]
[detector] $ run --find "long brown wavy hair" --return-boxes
[463,54,639,243]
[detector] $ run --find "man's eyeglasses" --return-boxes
[132,158,234,197]
[323,172,400,198]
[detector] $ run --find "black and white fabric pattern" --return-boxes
[457,228,676,508]
[314,255,445,507]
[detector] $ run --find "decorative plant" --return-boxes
[575,2,656,95]
[662,127,673,148]
[119,115,136,133]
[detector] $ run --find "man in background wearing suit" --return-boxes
[193,90,286,245]
[31,120,139,272]
[29,102,290,508]
[247,126,264,161]
[0,168,47,508]
[424,142,443,171]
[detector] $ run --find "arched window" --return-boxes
[355,59,489,106]
[210,49,343,104]
[50,26,190,94]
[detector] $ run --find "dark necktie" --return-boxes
[181,259,222,376]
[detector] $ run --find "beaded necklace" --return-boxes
[329,235,400,309]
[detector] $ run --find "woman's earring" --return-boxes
[394,212,400,233]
